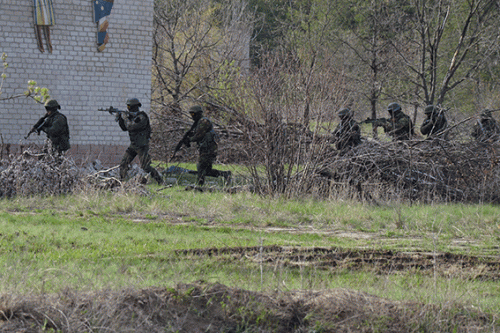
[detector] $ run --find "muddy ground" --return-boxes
[177,245,500,282]
[1,244,499,332]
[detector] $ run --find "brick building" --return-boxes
[0,0,154,165]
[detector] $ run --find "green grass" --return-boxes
[1,187,500,317]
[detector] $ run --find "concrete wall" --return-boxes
[0,0,154,165]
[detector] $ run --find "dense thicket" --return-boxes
[151,0,500,201]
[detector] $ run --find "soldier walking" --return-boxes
[174,105,231,185]
[28,99,70,155]
[116,98,163,184]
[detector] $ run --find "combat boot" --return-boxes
[151,170,164,185]
[222,171,232,185]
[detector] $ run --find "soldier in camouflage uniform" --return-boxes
[332,108,362,150]
[382,102,414,141]
[420,105,448,139]
[32,99,70,155]
[471,109,500,143]
[117,98,163,184]
[183,105,231,185]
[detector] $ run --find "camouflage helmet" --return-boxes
[188,105,203,114]
[424,105,438,115]
[44,99,61,110]
[337,108,353,118]
[126,98,142,108]
[387,102,401,114]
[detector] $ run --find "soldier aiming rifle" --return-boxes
[102,98,163,184]
[362,103,414,141]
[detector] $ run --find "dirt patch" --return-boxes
[176,246,500,281]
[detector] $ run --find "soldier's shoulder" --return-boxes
[136,111,149,119]
[199,117,212,127]
[54,112,68,121]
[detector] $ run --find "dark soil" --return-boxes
[176,246,500,281]
[1,247,498,332]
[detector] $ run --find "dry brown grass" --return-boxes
[0,282,496,332]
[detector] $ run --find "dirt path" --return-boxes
[176,245,500,281]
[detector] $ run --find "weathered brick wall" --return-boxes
[0,0,154,165]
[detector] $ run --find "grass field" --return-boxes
[1,182,499,331]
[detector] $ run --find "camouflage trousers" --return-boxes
[120,145,163,184]
[197,152,231,185]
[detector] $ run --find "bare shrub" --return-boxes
[0,150,82,198]
[196,50,351,196]
[149,32,500,203]
[317,116,500,203]
[0,150,156,198]
[0,283,495,332]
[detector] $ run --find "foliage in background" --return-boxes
[0,53,50,104]
[152,0,252,114]
[150,0,500,198]
[397,0,500,110]
[246,0,500,112]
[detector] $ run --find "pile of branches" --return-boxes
[317,139,500,203]
[0,151,155,198]
[150,104,500,203]
[0,150,82,198]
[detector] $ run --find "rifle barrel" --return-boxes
[97,107,128,114]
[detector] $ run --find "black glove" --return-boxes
[115,113,122,122]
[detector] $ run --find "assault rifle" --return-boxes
[361,117,389,127]
[25,115,48,139]
[171,127,195,161]
[98,106,130,118]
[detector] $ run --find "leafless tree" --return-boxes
[396,0,500,107]
[152,0,253,114]
[332,2,399,123]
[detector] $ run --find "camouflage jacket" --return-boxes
[333,118,361,149]
[118,111,151,148]
[40,111,70,152]
[383,112,414,140]
[471,117,500,142]
[189,117,218,155]
[420,113,447,137]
